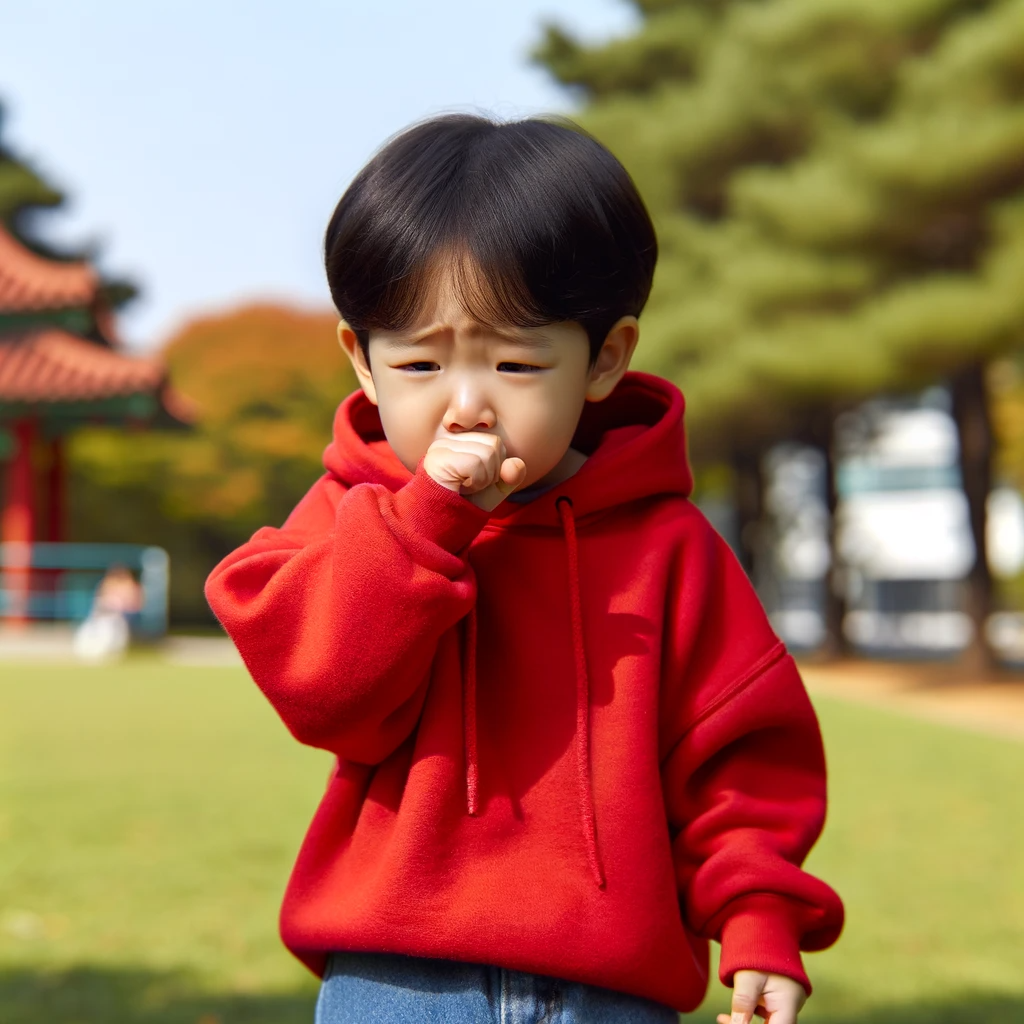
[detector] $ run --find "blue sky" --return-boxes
[0,1,636,349]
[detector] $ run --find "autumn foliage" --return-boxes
[69,303,357,624]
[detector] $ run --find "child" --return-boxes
[205,114,844,1024]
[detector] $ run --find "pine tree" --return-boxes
[0,102,64,231]
[533,0,1024,669]
[0,101,138,321]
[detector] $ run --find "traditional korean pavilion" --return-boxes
[0,223,191,621]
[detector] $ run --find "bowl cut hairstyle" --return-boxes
[324,113,658,368]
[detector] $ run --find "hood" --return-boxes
[322,370,694,518]
[322,370,694,890]
[321,368,696,516]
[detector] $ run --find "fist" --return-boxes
[717,970,808,1024]
[423,432,527,512]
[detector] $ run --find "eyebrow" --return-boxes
[381,325,555,349]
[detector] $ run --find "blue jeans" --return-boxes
[315,950,680,1023]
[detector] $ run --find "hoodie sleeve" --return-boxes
[659,510,844,995]
[204,461,492,763]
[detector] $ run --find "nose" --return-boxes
[442,376,496,433]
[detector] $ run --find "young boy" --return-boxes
[205,114,844,1024]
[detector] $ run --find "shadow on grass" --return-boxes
[4,968,1022,1024]
[0,965,316,1024]
[684,991,1024,1024]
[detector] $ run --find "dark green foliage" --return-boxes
[0,103,65,228]
[0,159,63,227]
[532,7,714,100]
[0,103,139,322]
[96,278,140,312]
[533,0,1024,455]
[0,105,64,227]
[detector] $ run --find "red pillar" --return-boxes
[2,419,37,625]
[46,435,65,544]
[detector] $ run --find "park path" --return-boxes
[800,659,1024,743]
[4,626,1023,742]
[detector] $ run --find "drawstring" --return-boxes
[556,496,607,891]
[461,496,606,890]
[464,606,479,816]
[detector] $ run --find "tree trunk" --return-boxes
[820,420,851,660]
[732,447,765,581]
[950,361,995,678]
[802,407,850,661]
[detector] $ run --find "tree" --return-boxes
[0,103,63,228]
[534,0,1024,670]
[0,100,139,312]
[0,101,352,626]
[68,304,358,624]
[693,0,1024,671]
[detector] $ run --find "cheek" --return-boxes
[376,385,435,460]
[505,386,584,456]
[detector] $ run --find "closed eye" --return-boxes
[498,362,545,373]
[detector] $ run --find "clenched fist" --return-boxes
[717,970,808,1024]
[423,432,527,512]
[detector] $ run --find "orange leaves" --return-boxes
[70,301,359,538]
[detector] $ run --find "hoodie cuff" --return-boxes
[389,461,492,554]
[718,894,811,996]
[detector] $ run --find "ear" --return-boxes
[337,321,378,405]
[585,316,639,402]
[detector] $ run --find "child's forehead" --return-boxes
[374,257,560,345]
[371,319,559,348]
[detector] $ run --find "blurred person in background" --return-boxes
[72,563,143,663]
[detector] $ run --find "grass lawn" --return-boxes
[1,657,1022,1023]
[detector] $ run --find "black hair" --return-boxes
[323,113,658,369]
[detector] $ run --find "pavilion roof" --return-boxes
[0,225,97,313]
[0,330,194,425]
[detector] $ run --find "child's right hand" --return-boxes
[424,432,527,512]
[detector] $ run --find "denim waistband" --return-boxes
[315,950,679,1024]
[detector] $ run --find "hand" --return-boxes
[716,971,808,1024]
[423,432,527,513]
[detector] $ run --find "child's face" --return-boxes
[339,267,637,490]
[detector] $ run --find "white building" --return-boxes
[763,389,1024,657]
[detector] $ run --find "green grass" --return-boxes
[683,698,1024,1023]
[1,657,326,1023]
[1,658,1022,1023]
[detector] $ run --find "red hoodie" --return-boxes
[205,370,843,1013]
